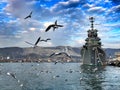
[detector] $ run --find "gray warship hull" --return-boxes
[81,17,106,66]
[81,46,106,65]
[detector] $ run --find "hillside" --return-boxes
[0,46,120,62]
[0,46,81,62]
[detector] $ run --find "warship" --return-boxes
[81,17,106,65]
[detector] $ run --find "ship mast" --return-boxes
[89,17,95,30]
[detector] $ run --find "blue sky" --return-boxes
[0,0,120,48]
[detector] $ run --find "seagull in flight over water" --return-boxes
[45,20,63,32]
[49,52,71,58]
[25,37,41,48]
[24,11,32,19]
[49,46,72,58]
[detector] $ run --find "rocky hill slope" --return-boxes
[0,46,120,62]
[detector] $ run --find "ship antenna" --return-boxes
[89,17,95,30]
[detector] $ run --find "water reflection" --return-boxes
[80,65,105,90]
[1,63,120,90]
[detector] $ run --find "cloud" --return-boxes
[51,0,86,12]
[4,0,33,18]
[82,3,95,9]
[38,41,53,47]
[0,20,21,35]
[29,27,36,31]
[107,5,120,15]
[87,6,106,14]
[0,0,120,48]
[0,0,8,3]
[103,42,120,48]
[104,0,111,3]
[72,39,85,47]
[103,23,120,28]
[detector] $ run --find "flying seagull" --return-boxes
[45,20,63,32]
[40,38,51,42]
[25,37,41,48]
[24,11,32,19]
[49,52,71,58]
[25,41,34,46]
[34,37,41,48]
[49,52,60,57]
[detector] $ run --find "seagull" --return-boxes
[34,37,41,48]
[49,52,71,58]
[25,41,34,46]
[40,38,51,42]
[45,20,63,32]
[7,72,17,80]
[7,72,22,85]
[24,11,32,19]
[54,61,58,64]
[49,52,60,57]
[49,46,71,59]
[25,37,41,48]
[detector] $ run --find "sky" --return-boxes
[0,0,120,48]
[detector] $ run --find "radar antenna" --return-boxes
[89,17,95,30]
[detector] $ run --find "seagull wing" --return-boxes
[40,39,45,42]
[61,52,71,58]
[24,11,32,19]
[65,53,71,58]
[57,52,62,55]
[35,37,41,46]
[57,25,63,27]
[30,11,32,15]
[25,41,34,46]
[24,16,29,19]
[49,53,55,57]
[10,73,16,79]
[45,25,54,32]
[64,52,69,57]
[46,38,51,41]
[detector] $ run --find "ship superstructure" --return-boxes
[81,17,106,65]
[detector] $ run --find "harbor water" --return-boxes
[0,62,120,90]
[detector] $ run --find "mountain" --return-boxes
[0,46,120,62]
[0,46,81,62]
[104,48,120,58]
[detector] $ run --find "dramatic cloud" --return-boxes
[107,5,120,13]
[51,0,86,12]
[87,6,106,14]
[0,0,120,48]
